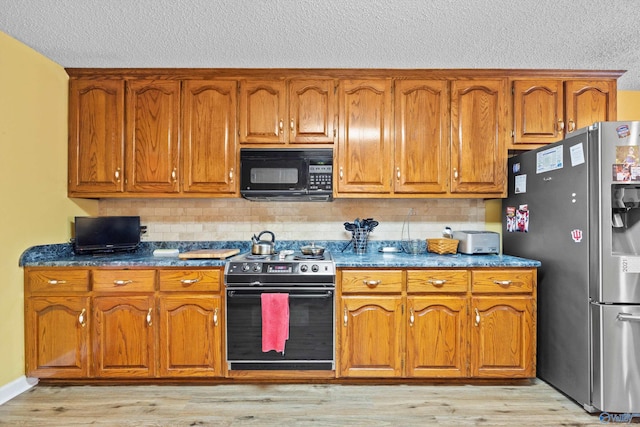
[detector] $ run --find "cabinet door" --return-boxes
[239,79,287,144]
[93,295,156,378]
[158,295,222,377]
[470,296,535,378]
[512,79,564,145]
[182,80,237,194]
[68,79,124,195]
[25,297,90,378]
[407,296,468,378]
[125,80,180,193]
[339,295,403,377]
[394,80,449,193]
[450,79,507,195]
[565,80,616,134]
[337,79,393,194]
[289,79,336,144]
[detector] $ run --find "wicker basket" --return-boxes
[426,238,459,255]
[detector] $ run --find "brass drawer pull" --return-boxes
[113,280,133,286]
[474,308,480,326]
[493,280,514,286]
[213,308,219,326]
[409,308,415,327]
[78,308,86,328]
[363,280,381,287]
[180,278,201,285]
[427,279,447,286]
[47,279,67,285]
[146,308,153,327]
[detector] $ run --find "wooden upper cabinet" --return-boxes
[450,79,507,195]
[513,80,564,144]
[565,80,616,133]
[182,80,237,194]
[239,78,335,144]
[289,79,335,144]
[394,80,449,194]
[337,79,393,194]
[239,79,286,144]
[125,80,180,193]
[512,78,617,147]
[68,79,125,195]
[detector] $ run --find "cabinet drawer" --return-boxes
[471,270,534,294]
[93,270,156,292]
[407,270,469,293]
[341,270,403,293]
[159,269,221,292]
[27,269,89,293]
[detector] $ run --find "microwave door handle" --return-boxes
[617,313,640,322]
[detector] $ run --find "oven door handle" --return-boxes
[227,290,333,299]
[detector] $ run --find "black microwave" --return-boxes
[240,148,333,201]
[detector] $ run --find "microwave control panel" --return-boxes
[309,165,333,191]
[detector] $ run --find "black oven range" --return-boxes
[223,251,336,371]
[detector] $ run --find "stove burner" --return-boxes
[244,254,272,260]
[294,254,325,260]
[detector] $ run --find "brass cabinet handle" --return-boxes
[146,308,153,327]
[213,308,219,326]
[339,167,343,180]
[180,278,201,285]
[396,167,401,181]
[493,280,514,286]
[171,167,177,182]
[113,280,133,286]
[363,280,381,287]
[229,168,234,182]
[290,118,295,134]
[557,119,565,131]
[279,119,284,133]
[427,279,447,286]
[47,279,67,285]
[453,168,458,180]
[78,308,86,328]
[343,307,348,326]
[115,168,121,182]
[568,120,576,133]
[409,308,415,327]
[474,308,480,326]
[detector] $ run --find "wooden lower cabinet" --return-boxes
[158,295,222,377]
[25,296,90,378]
[339,268,536,379]
[407,296,468,378]
[470,296,535,378]
[24,267,224,380]
[93,295,156,378]
[340,295,404,377]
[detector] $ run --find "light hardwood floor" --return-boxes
[0,379,626,426]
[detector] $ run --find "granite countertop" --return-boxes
[20,240,540,268]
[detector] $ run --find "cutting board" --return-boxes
[178,248,240,259]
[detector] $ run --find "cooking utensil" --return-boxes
[300,242,325,256]
[251,230,276,255]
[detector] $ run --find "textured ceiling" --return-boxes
[1,0,639,89]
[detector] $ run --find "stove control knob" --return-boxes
[253,264,261,272]
[300,264,308,272]
[312,264,319,273]
[242,264,250,272]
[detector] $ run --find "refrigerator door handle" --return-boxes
[617,313,640,322]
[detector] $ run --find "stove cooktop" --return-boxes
[224,251,335,285]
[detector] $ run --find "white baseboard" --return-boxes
[0,376,38,405]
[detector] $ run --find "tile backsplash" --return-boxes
[99,198,486,242]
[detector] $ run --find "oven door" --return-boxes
[225,287,335,370]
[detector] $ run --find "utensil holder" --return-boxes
[353,228,370,254]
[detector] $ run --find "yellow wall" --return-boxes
[0,32,96,387]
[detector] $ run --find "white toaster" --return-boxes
[452,231,500,254]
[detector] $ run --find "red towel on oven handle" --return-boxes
[261,293,289,354]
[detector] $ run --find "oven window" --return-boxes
[226,289,334,363]
[250,167,299,185]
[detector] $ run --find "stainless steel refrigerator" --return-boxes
[503,121,640,413]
